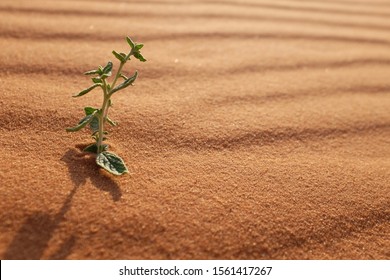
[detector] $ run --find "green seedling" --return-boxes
[66,36,146,175]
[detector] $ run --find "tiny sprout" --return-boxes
[66,36,146,175]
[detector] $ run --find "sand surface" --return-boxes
[1,0,389,259]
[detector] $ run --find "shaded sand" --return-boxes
[0,0,389,259]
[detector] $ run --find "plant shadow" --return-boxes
[3,147,122,259]
[61,146,122,202]
[3,186,78,259]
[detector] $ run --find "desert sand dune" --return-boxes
[0,0,389,259]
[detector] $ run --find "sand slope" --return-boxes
[0,0,389,259]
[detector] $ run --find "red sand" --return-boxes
[0,0,389,259]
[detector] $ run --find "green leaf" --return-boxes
[92,130,99,136]
[96,151,128,175]
[126,36,135,49]
[84,69,99,75]
[100,73,111,79]
[84,107,98,115]
[90,117,99,132]
[106,116,117,126]
[73,84,101,97]
[66,111,98,132]
[102,61,113,74]
[92,77,103,84]
[110,71,138,94]
[133,52,146,62]
[83,143,108,153]
[119,52,131,61]
[135,43,144,50]
[112,50,126,63]
[84,107,99,132]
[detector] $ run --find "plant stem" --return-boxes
[109,50,132,92]
[97,111,104,154]
[97,80,109,154]
[97,49,132,154]
[97,95,110,154]
[110,62,125,92]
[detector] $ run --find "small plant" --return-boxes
[66,36,146,175]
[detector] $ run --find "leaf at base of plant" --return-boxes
[83,143,108,153]
[96,151,128,175]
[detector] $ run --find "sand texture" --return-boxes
[0,0,389,259]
